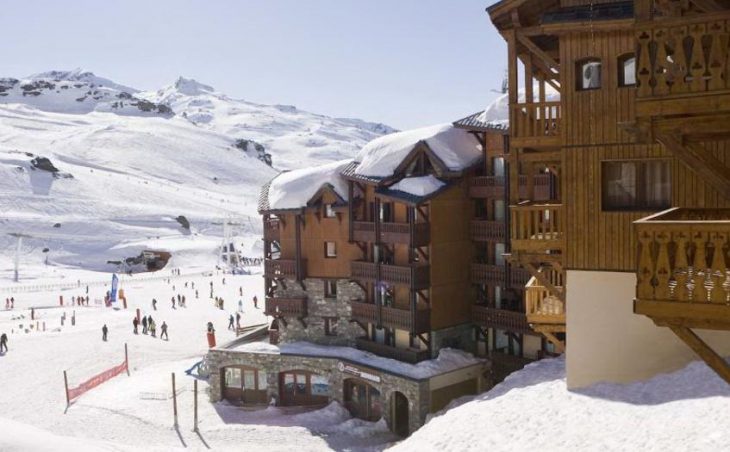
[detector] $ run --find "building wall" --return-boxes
[273,277,365,346]
[566,269,730,388]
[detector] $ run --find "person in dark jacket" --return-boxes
[0,333,8,353]
[236,312,241,329]
[133,317,139,334]
[152,298,157,310]
[142,316,148,334]
[228,314,234,330]
[102,324,108,341]
[160,322,168,340]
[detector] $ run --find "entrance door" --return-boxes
[344,379,382,421]
[279,371,329,406]
[221,366,267,405]
[391,391,409,436]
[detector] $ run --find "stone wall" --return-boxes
[275,277,365,346]
[207,348,431,435]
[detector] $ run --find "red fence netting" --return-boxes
[66,357,128,403]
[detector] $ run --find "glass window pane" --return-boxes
[243,370,256,390]
[623,57,636,86]
[311,375,329,396]
[580,61,602,89]
[225,368,241,388]
[284,374,295,394]
[257,371,267,390]
[296,374,307,395]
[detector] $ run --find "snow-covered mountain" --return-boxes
[144,76,396,169]
[0,70,395,279]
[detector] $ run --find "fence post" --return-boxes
[193,379,199,432]
[172,373,178,428]
[63,370,70,408]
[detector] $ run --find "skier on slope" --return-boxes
[142,316,148,334]
[149,319,156,337]
[132,316,139,334]
[236,312,241,329]
[160,321,168,340]
[171,296,176,310]
[102,324,108,341]
[0,333,8,353]
[228,314,235,330]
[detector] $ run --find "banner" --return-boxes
[110,273,119,304]
[67,360,128,402]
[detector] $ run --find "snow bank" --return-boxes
[479,85,561,129]
[389,356,730,452]
[388,175,445,197]
[266,159,351,210]
[0,417,137,451]
[354,123,481,178]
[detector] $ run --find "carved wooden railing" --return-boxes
[636,208,730,304]
[637,12,730,98]
[264,259,305,279]
[352,221,430,246]
[471,263,505,286]
[350,261,430,289]
[265,297,307,317]
[510,266,532,289]
[470,174,551,200]
[263,218,280,241]
[350,300,431,333]
[510,101,562,144]
[471,220,506,242]
[472,305,533,334]
[355,337,431,364]
[525,277,565,324]
[510,203,564,252]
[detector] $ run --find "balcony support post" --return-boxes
[669,325,730,385]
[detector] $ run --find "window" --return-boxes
[324,317,339,336]
[324,204,336,218]
[576,58,602,90]
[618,54,636,87]
[602,160,671,211]
[325,280,337,298]
[243,369,256,390]
[324,241,337,258]
[225,367,242,388]
[311,374,329,396]
[493,157,505,177]
[379,202,394,222]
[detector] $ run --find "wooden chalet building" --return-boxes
[488,0,730,387]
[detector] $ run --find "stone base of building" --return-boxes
[207,342,488,436]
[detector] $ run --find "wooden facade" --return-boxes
[489,0,730,381]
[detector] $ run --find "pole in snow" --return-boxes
[172,373,178,428]
[193,379,199,432]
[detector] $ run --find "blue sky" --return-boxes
[0,0,507,129]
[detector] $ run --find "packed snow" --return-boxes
[387,176,445,198]
[391,356,730,452]
[265,159,351,211]
[354,123,481,178]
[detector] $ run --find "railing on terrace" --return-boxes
[471,220,506,242]
[352,221,430,246]
[510,102,562,146]
[525,277,565,325]
[264,297,307,317]
[510,203,564,252]
[355,337,431,364]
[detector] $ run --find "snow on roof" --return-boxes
[478,84,561,129]
[265,159,351,211]
[354,123,481,178]
[388,175,446,198]
[231,340,484,380]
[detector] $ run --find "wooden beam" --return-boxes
[668,325,730,385]
[541,332,565,354]
[690,0,723,12]
[634,300,730,330]
[657,132,730,202]
[525,262,565,302]
[520,150,562,163]
[516,33,560,71]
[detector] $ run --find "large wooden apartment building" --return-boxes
[488,0,730,387]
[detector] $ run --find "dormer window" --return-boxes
[576,58,602,91]
[618,54,636,87]
[324,204,336,218]
[405,152,435,177]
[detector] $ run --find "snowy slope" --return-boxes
[144,76,396,170]
[389,356,730,452]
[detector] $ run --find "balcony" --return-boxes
[510,266,531,289]
[510,203,564,253]
[351,301,431,334]
[634,208,730,328]
[355,337,431,364]
[471,220,506,242]
[352,221,430,247]
[469,174,551,200]
[265,297,307,317]
[264,259,306,280]
[471,263,504,286]
[510,102,561,148]
[350,261,430,290]
[472,305,533,335]
[636,12,730,119]
[525,277,565,326]
[263,218,280,241]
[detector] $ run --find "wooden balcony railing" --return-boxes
[471,220,506,242]
[525,277,565,325]
[350,261,430,289]
[510,266,532,289]
[263,218,280,241]
[350,301,431,333]
[636,12,730,100]
[471,263,505,286]
[469,174,551,200]
[264,259,306,280]
[510,102,561,148]
[355,337,431,364]
[510,203,564,253]
[265,297,307,317]
[472,305,534,335]
[635,209,730,314]
[352,221,430,247]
